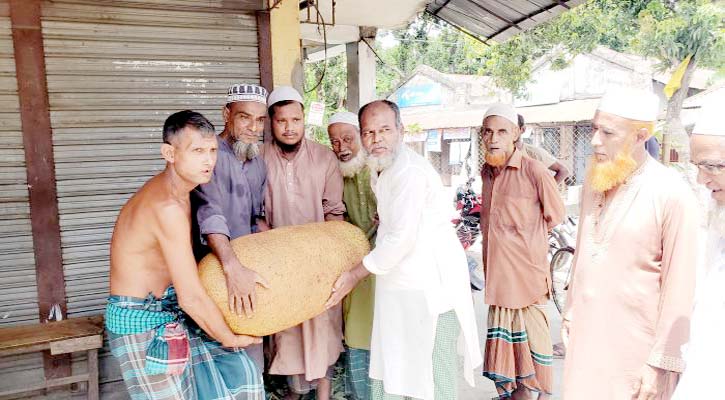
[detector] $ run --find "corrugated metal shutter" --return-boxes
[40,0,260,390]
[42,0,260,317]
[0,16,40,327]
[0,12,46,394]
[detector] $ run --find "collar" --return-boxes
[482,147,522,177]
[507,148,523,169]
[273,137,305,161]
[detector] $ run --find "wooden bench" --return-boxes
[0,316,104,400]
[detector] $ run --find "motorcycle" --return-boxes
[451,177,484,291]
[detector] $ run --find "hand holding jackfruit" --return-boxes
[198,221,370,336]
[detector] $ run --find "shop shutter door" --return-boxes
[42,0,260,317]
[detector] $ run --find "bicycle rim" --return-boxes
[551,248,575,315]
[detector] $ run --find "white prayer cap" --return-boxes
[267,86,303,107]
[482,103,518,126]
[597,86,659,122]
[328,111,359,128]
[226,83,267,105]
[692,96,724,136]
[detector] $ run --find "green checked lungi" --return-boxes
[106,286,265,400]
[370,311,460,400]
[345,346,371,400]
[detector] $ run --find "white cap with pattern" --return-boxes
[226,83,268,105]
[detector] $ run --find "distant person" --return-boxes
[481,104,565,400]
[516,114,571,184]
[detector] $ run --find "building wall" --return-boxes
[270,0,303,89]
[0,0,265,396]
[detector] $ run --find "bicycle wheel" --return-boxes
[547,230,566,262]
[550,247,575,315]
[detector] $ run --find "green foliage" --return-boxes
[303,54,347,147]
[631,0,724,70]
[406,122,423,135]
[481,0,724,95]
[302,0,723,139]
[373,14,487,95]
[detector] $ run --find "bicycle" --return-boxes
[549,216,578,315]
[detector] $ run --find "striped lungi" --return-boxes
[482,303,553,398]
[106,287,265,400]
[370,310,460,400]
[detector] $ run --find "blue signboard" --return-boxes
[426,129,441,152]
[395,83,442,108]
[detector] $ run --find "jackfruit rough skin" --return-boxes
[198,221,371,336]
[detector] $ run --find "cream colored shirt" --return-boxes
[563,156,700,399]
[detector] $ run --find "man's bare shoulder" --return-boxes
[118,174,189,233]
[111,173,188,297]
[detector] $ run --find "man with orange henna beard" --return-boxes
[562,87,700,400]
[479,103,565,400]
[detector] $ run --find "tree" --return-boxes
[302,0,723,156]
[303,52,348,147]
[630,0,724,160]
[479,0,723,161]
[302,14,487,145]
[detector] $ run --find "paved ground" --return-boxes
[458,246,564,400]
[459,292,564,400]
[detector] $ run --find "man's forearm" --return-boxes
[551,163,570,184]
[179,292,236,345]
[207,233,237,267]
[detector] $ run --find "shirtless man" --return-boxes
[106,110,265,400]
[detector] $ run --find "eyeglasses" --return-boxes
[691,161,725,175]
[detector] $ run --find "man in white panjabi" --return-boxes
[325,100,482,400]
[672,97,725,399]
[562,87,700,400]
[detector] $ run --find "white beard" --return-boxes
[339,151,367,178]
[366,146,400,173]
[232,140,260,162]
[707,200,725,239]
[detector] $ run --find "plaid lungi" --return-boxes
[345,346,371,400]
[371,310,460,400]
[482,304,553,399]
[106,287,265,400]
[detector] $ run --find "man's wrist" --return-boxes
[220,258,241,273]
[351,263,368,281]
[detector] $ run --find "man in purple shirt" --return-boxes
[191,83,271,371]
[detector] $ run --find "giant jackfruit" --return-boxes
[198,221,370,336]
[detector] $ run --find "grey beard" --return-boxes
[708,200,725,239]
[339,151,367,177]
[232,140,260,162]
[365,145,400,173]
